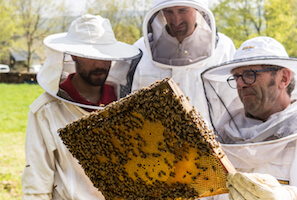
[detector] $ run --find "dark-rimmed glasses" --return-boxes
[227,68,280,89]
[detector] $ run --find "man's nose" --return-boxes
[172,14,183,26]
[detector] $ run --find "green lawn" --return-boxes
[0,83,44,200]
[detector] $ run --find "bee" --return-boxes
[186,171,192,175]
[158,171,162,178]
[134,172,139,177]
[212,166,216,172]
[169,172,176,177]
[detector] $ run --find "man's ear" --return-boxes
[280,68,292,89]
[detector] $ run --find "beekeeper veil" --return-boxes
[201,36,297,141]
[143,0,216,68]
[38,14,142,110]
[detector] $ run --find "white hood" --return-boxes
[151,0,209,8]
[37,47,142,110]
[142,0,216,69]
[37,14,142,110]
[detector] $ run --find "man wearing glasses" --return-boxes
[201,36,297,199]
[227,64,294,122]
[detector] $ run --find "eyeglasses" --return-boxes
[227,68,280,89]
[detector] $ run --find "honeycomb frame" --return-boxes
[58,78,236,200]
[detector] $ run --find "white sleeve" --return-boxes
[21,110,55,199]
[22,194,52,200]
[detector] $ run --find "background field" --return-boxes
[0,83,44,200]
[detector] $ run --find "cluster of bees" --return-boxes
[59,78,229,200]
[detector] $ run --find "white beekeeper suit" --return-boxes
[132,0,235,122]
[201,36,297,199]
[21,14,141,200]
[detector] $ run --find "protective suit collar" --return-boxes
[217,101,297,144]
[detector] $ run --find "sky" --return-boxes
[64,0,89,14]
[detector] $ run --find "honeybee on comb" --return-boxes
[58,78,236,200]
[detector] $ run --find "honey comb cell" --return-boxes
[58,78,236,200]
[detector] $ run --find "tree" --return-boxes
[211,0,297,56]
[11,0,67,71]
[264,0,297,56]
[0,0,17,63]
[211,0,266,48]
[87,0,150,44]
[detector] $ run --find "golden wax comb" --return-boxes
[58,78,236,200]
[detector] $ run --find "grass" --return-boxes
[0,83,44,200]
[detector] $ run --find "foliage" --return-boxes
[87,0,150,44]
[0,83,44,200]
[212,0,265,48]
[7,0,72,71]
[264,0,297,56]
[0,0,297,69]
[0,0,17,63]
[11,0,59,70]
[212,0,297,57]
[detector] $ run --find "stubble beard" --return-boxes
[169,22,189,39]
[76,62,109,87]
[243,77,277,118]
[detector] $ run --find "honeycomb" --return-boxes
[58,78,236,200]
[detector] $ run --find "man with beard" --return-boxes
[162,6,196,42]
[132,0,235,122]
[151,5,213,63]
[201,36,297,199]
[58,57,116,107]
[21,14,141,200]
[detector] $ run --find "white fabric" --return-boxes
[227,172,297,200]
[38,48,64,96]
[37,48,107,110]
[201,36,297,79]
[38,47,139,110]
[152,19,212,66]
[217,102,297,187]
[132,32,235,121]
[21,92,105,200]
[234,36,288,59]
[44,14,140,60]
[38,14,141,110]
[202,57,297,82]
[142,0,217,69]
[151,0,209,8]
[200,36,297,199]
[218,101,297,143]
[132,0,235,121]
